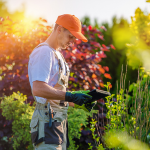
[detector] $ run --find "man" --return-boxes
[28,14,94,150]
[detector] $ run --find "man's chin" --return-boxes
[61,45,68,49]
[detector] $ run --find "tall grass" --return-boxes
[91,64,150,149]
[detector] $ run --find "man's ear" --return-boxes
[56,25,63,34]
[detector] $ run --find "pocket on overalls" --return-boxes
[44,121,64,145]
[53,111,67,122]
[30,111,39,144]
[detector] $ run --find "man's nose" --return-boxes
[68,40,72,45]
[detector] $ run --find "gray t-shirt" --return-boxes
[28,44,69,104]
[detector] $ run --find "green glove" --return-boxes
[70,90,90,95]
[65,90,92,106]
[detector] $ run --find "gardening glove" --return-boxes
[84,89,111,104]
[74,101,97,112]
[65,91,92,106]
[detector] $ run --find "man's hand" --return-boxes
[65,92,92,106]
[84,89,111,104]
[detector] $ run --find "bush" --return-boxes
[81,67,150,149]
[67,107,97,150]
[126,8,150,72]
[103,68,150,148]
[126,69,150,144]
[0,92,35,150]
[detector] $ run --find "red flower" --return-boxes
[109,84,112,89]
[88,25,92,30]
[104,73,112,79]
[110,44,116,50]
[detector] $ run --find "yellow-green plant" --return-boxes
[88,118,105,150]
[127,8,150,72]
[104,67,150,149]
[0,92,35,150]
[104,129,150,150]
[105,89,126,131]
[67,106,97,150]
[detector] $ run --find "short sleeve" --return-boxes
[30,46,53,83]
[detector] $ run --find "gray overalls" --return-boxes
[30,43,70,150]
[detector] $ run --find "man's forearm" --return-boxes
[68,102,74,107]
[32,81,66,100]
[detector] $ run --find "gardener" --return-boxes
[28,14,96,150]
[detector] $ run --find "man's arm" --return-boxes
[33,81,75,107]
[68,102,74,107]
[32,81,66,101]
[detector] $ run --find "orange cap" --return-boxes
[55,14,88,42]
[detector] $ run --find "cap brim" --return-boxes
[69,31,88,42]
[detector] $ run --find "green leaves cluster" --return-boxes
[103,71,150,149]
[104,130,150,150]
[126,8,150,71]
[0,92,35,150]
[126,70,150,143]
[105,89,126,130]
[67,106,97,150]
[88,118,105,150]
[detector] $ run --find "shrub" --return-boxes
[67,107,97,150]
[126,8,150,72]
[84,67,150,149]
[0,92,35,150]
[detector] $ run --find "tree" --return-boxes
[126,8,150,73]
[0,0,26,22]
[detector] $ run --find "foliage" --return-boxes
[81,15,138,97]
[103,68,150,149]
[126,69,150,144]
[0,17,52,99]
[126,8,150,72]
[105,90,125,131]
[88,118,105,150]
[63,24,113,91]
[67,107,97,150]
[0,92,35,150]
[0,0,26,22]
[84,69,150,149]
[104,130,150,150]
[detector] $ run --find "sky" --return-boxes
[4,0,150,26]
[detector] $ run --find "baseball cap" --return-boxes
[55,14,88,42]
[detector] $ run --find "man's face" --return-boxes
[57,26,76,49]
